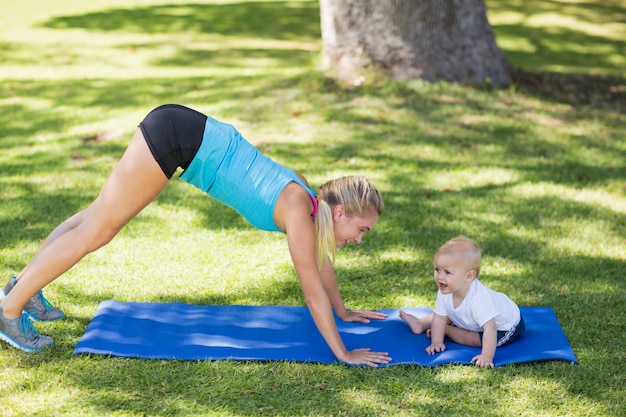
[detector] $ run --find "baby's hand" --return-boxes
[425,342,445,355]
[471,354,494,368]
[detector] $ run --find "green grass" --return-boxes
[1,0,625,416]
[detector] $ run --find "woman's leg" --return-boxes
[1,128,169,319]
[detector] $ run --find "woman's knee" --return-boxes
[80,225,120,253]
[74,206,124,252]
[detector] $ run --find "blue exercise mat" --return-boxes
[74,301,578,366]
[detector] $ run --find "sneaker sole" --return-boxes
[0,330,53,352]
[28,312,65,323]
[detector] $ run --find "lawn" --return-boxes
[0,0,624,416]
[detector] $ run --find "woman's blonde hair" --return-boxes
[313,176,384,269]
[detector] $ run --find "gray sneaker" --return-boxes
[0,307,54,352]
[0,277,65,322]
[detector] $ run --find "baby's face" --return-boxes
[433,253,474,295]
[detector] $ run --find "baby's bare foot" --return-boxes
[399,310,426,334]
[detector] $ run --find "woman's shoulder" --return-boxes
[274,182,316,232]
[294,171,310,187]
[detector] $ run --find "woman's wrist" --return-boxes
[335,307,349,320]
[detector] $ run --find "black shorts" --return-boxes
[478,316,526,348]
[139,104,207,179]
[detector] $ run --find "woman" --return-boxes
[0,104,391,366]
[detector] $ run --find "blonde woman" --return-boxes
[0,104,391,366]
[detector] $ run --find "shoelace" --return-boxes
[34,290,53,312]
[18,313,39,340]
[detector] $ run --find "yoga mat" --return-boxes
[74,301,578,366]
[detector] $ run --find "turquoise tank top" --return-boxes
[179,117,315,232]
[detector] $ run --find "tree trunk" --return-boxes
[319,0,514,86]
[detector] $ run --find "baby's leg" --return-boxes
[400,311,434,335]
[445,325,482,347]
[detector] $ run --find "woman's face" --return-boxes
[332,206,379,248]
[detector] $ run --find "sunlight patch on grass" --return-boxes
[0,373,73,416]
[18,172,84,191]
[496,37,537,54]
[0,26,317,81]
[435,366,488,383]
[549,219,625,258]
[526,13,626,41]
[484,256,531,277]
[606,53,626,68]
[391,295,433,308]
[1,96,54,110]
[63,223,296,304]
[340,389,405,416]
[464,210,510,226]
[504,375,605,416]
[378,247,427,263]
[0,63,309,81]
[488,11,526,25]
[424,167,520,191]
[213,37,320,51]
[510,183,626,214]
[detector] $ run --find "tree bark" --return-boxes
[319,0,514,86]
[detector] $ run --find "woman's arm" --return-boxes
[276,184,390,366]
[318,257,387,323]
[288,233,349,361]
[317,257,349,318]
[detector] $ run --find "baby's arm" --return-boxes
[425,313,448,354]
[471,318,497,368]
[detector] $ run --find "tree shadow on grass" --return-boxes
[38,1,321,41]
[24,0,626,115]
[487,0,626,110]
[512,70,626,112]
[1,70,624,248]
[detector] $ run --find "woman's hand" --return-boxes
[339,309,387,324]
[340,348,391,367]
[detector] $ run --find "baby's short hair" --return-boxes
[435,235,481,275]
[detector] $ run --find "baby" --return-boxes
[400,236,525,367]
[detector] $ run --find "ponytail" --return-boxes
[314,198,336,269]
[313,176,383,269]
